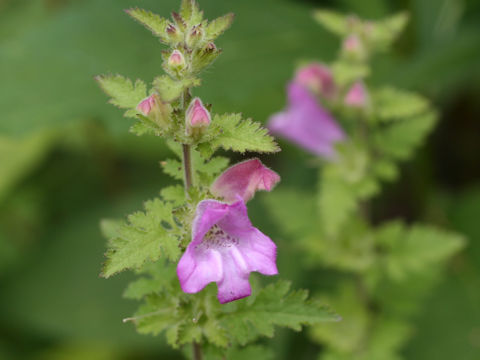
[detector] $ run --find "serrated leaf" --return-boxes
[374,87,429,121]
[180,0,203,25]
[153,75,201,102]
[125,8,169,43]
[313,10,349,36]
[221,280,339,345]
[208,113,280,154]
[206,13,235,40]
[368,12,409,50]
[161,158,183,181]
[374,110,437,160]
[375,222,465,281]
[101,199,180,278]
[160,185,185,205]
[124,262,176,300]
[95,75,146,117]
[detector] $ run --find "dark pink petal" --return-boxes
[211,159,280,203]
[294,63,336,99]
[268,82,345,158]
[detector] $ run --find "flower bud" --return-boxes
[168,50,186,69]
[186,24,204,49]
[185,98,210,136]
[344,81,368,108]
[342,34,367,61]
[166,23,182,43]
[294,63,337,100]
[137,94,172,128]
[137,95,156,116]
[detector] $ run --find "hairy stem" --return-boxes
[193,342,203,360]
[182,88,193,193]
[182,143,193,192]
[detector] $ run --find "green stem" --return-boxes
[182,143,193,192]
[193,342,203,360]
[182,88,193,193]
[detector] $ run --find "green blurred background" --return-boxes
[0,0,479,359]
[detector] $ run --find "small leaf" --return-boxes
[153,76,201,102]
[207,113,280,154]
[95,74,146,117]
[101,199,181,278]
[161,158,183,181]
[125,8,169,43]
[221,280,340,345]
[206,13,235,40]
[313,10,349,36]
[374,87,429,121]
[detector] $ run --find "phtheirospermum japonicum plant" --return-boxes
[265,9,466,360]
[95,1,339,359]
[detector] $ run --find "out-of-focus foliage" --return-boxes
[0,0,479,359]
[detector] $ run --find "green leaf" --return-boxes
[125,8,169,43]
[192,153,229,185]
[313,10,349,36]
[311,282,368,354]
[153,75,201,102]
[123,262,176,300]
[180,0,203,25]
[374,87,430,121]
[160,185,185,206]
[208,113,279,154]
[95,74,146,117]
[206,13,235,40]
[368,12,409,50]
[101,198,181,278]
[332,62,370,86]
[221,280,339,345]
[161,159,183,181]
[374,110,437,160]
[374,222,465,281]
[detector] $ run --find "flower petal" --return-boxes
[268,82,345,158]
[191,200,229,245]
[177,248,223,293]
[239,228,278,276]
[211,158,280,203]
[217,247,252,304]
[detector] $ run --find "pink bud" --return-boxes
[168,50,185,67]
[345,81,368,108]
[294,63,336,100]
[343,34,361,52]
[186,98,211,129]
[137,95,156,115]
[211,159,280,203]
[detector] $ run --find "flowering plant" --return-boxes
[266,9,465,360]
[96,1,338,358]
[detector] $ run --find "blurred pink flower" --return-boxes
[294,63,336,99]
[268,82,345,158]
[344,81,368,108]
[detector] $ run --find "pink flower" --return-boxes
[211,159,280,203]
[294,63,336,99]
[177,198,278,304]
[344,81,368,108]
[186,98,211,128]
[268,82,345,158]
[137,95,157,115]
